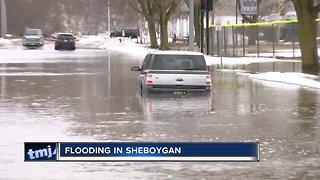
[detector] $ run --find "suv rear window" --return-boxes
[152,55,207,70]
[24,29,42,36]
[57,34,74,40]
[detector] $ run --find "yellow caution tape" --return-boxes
[209,19,320,28]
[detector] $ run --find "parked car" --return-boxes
[22,28,44,48]
[110,28,140,38]
[54,33,76,50]
[131,51,212,94]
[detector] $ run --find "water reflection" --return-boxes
[214,61,301,73]
[296,89,318,119]
[139,93,212,121]
[292,89,320,142]
[1,64,6,100]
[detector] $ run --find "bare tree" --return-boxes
[291,0,320,74]
[154,0,179,50]
[131,0,159,48]
[6,0,140,36]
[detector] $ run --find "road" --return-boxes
[0,43,319,179]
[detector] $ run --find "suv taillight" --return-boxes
[146,73,153,85]
[206,73,212,86]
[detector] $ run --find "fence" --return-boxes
[208,19,320,58]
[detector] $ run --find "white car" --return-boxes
[131,51,212,94]
[22,28,44,48]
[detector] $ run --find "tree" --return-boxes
[154,0,179,50]
[131,0,159,48]
[291,0,319,74]
[6,0,140,36]
[7,0,55,34]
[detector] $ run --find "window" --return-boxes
[152,55,207,70]
[24,29,42,36]
[141,54,152,71]
[57,34,74,40]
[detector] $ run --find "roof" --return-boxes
[149,50,204,56]
[57,32,74,36]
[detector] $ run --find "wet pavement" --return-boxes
[0,45,320,179]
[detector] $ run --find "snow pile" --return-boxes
[95,36,287,66]
[99,37,156,58]
[204,56,286,66]
[77,35,108,48]
[76,35,155,57]
[245,72,320,89]
[0,38,13,47]
[217,69,248,73]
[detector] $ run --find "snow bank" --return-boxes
[247,50,302,58]
[94,35,291,66]
[0,38,13,47]
[204,56,292,66]
[99,38,156,58]
[245,72,320,89]
[217,69,248,73]
[76,35,156,57]
[77,35,107,48]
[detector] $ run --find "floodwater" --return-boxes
[0,45,320,179]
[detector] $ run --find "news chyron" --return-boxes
[24,142,260,162]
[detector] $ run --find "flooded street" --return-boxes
[0,45,320,179]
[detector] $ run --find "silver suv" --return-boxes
[131,51,212,94]
[22,28,44,48]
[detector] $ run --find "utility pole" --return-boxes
[85,0,92,35]
[188,0,194,51]
[236,0,238,24]
[205,0,210,55]
[277,0,281,44]
[108,1,111,35]
[0,0,7,38]
[200,1,204,53]
[200,0,212,54]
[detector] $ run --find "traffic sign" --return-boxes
[240,0,257,15]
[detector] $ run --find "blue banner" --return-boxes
[24,142,57,161]
[58,142,259,162]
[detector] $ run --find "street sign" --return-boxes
[240,0,257,15]
[215,18,221,31]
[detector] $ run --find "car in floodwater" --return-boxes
[131,51,212,94]
[54,33,76,50]
[22,28,44,48]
